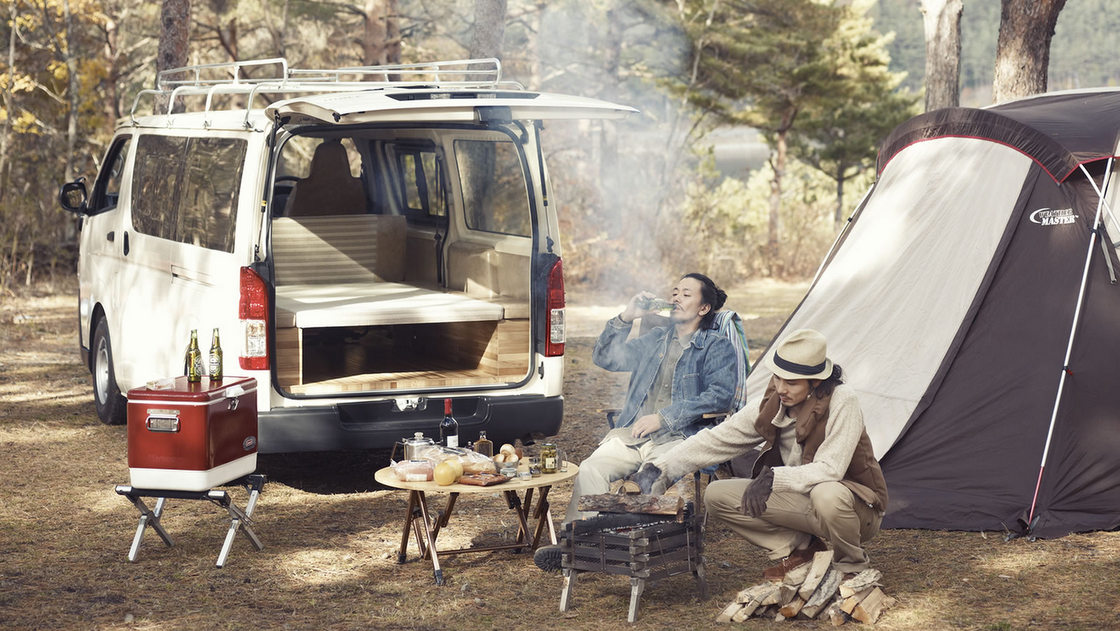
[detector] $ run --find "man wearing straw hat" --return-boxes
[630,329,888,580]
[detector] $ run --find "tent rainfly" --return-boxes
[745,89,1120,538]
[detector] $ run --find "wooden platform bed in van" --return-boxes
[271,214,530,395]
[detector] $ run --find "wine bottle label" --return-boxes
[446,435,458,448]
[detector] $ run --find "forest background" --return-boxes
[0,0,1115,296]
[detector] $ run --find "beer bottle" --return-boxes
[208,328,223,381]
[185,329,203,383]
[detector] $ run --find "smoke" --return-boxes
[525,1,702,300]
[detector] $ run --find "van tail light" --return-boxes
[546,258,565,357]
[239,266,270,370]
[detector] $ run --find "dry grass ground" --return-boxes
[1,277,1118,630]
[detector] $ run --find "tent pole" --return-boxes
[1027,158,1114,529]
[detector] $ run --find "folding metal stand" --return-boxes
[114,473,266,568]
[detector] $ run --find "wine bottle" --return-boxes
[208,328,223,381]
[440,398,459,448]
[474,430,493,458]
[185,329,203,383]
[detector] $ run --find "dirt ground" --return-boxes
[1,276,1118,631]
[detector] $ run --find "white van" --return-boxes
[59,58,634,453]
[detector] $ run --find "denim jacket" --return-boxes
[593,316,737,438]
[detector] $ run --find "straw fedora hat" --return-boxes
[767,329,833,381]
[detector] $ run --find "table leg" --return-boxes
[530,485,555,549]
[431,492,458,541]
[503,490,532,551]
[414,491,444,585]
[397,491,418,563]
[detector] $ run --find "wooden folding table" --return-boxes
[374,463,578,585]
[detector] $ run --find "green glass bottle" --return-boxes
[185,329,203,383]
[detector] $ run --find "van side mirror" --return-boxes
[58,177,88,214]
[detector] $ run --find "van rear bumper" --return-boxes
[257,394,563,454]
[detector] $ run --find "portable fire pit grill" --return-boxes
[558,507,708,623]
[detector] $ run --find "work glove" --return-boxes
[741,466,774,518]
[628,462,663,495]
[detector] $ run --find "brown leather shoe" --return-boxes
[762,537,828,581]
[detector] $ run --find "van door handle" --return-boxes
[123,231,130,256]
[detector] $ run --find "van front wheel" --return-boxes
[92,318,127,425]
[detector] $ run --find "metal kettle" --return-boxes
[393,432,435,462]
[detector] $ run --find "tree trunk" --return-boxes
[63,0,79,182]
[468,0,506,60]
[0,0,16,205]
[157,0,190,112]
[361,0,400,68]
[920,0,962,111]
[993,0,1067,104]
[834,172,845,230]
[102,12,121,128]
[157,0,190,74]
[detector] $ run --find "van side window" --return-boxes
[131,135,246,252]
[89,137,131,214]
[454,139,531,237]
[396,145,447,223]
[132,135,186,241]
[180,137,245,251]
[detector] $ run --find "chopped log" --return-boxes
[731,601,761,622]
[827,602,851,626]
[736,582,778,604]
[800,598,831,620]
[778,596,805,619]
[797,550,835,599]
[782,561,812,586]
[577,493,683,516]
[841,587,876,615]
[851,588,893,625]
[715,602,743,623]
[839,568,882,598]
[613,479,642,494]
[778,583,800,606]
[760,586,783,607]
[805,568,841,609]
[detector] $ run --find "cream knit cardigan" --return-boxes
[652,384,866,495]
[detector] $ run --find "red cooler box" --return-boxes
[127,376,258,491]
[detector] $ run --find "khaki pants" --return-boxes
[704,478,882,573]
[563,435,680,525]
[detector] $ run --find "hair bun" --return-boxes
[713,288,727,311]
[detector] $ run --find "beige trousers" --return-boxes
[704,478,882,573]
[563,434,679,525]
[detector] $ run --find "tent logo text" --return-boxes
[1029,207,1077,226]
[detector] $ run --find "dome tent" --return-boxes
[746,89,1120,538]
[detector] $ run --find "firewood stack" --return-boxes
[715,551,896,625]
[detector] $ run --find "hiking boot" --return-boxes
[533,544,564,572]
[762,537,828,581]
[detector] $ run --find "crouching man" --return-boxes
[630,329,888,580]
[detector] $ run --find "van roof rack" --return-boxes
[129,57,522,126]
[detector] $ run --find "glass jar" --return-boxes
[540,442,559,474]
